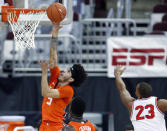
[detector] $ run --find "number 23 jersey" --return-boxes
[130,96,166,131]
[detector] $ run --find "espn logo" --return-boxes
[112,48,167,66]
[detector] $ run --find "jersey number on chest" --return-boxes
[46,98,53,106]
[135,104,155,120]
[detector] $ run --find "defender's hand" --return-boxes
[114,66,126,76]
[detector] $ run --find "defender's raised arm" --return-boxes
[114,66,135,112]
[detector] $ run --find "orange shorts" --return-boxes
[39,121,63,131]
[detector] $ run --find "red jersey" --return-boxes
[42,66,74,123]
[69,120,96,131]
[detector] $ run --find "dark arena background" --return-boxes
[0,0,167,131]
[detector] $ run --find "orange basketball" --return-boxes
[47,3,66,23]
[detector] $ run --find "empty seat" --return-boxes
[153,22,167,31]
[73,12,79,21]
[153,4,167,13]
[85,0,90,5]
[4,0,13,6]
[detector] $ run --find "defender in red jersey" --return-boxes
[39,23,87,131]
[114,66,167,131]
[62,97,98,131]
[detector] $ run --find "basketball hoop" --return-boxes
[7,8,46,49]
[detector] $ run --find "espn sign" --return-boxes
[107,37,167,77]
[112,48,166,66]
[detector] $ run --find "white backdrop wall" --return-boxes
[107,36,167,77]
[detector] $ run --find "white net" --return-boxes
[8,10,46,49]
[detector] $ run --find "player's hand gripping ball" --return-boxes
[47,3,66,23]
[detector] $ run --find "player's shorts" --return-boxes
[39,120,63,131]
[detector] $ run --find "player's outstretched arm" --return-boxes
[114,66,135,111]
[157,99,167,113]
[49,23,62,68]
[39,60,60,98]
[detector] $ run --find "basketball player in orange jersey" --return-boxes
[62,97,98,131]
[39,23,87,131]
[114,66,167,131]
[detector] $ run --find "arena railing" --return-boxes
[81,18,136,36]
[0,18,136,77]
[79,18,136,76]
[1,34,82,77]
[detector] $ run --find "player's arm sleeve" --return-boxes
[49,66,60,83]
[58,86,74,98]
[62,125,76,131]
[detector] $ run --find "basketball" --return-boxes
[47,3,66,23]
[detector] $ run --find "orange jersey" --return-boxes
[39,121,63,131]
[69,120,96,131]
[42,66,74,123]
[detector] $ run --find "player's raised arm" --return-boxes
[49,23,62,68]
[114,66,135,111]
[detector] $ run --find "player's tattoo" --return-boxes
[51,37,58,51]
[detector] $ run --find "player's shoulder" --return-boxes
[157,99,167,106]
[86,121,98,131]
[50,66,60,75]
[87,120,95,126]
[156,98,167,113]
[50,66,61,79]
[62,124,75,131]
[62,84,74,91]
[64,84,73,88]
[50,66,60,71]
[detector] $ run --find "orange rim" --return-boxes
[1,6,46,22]
[2,6,14,22]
